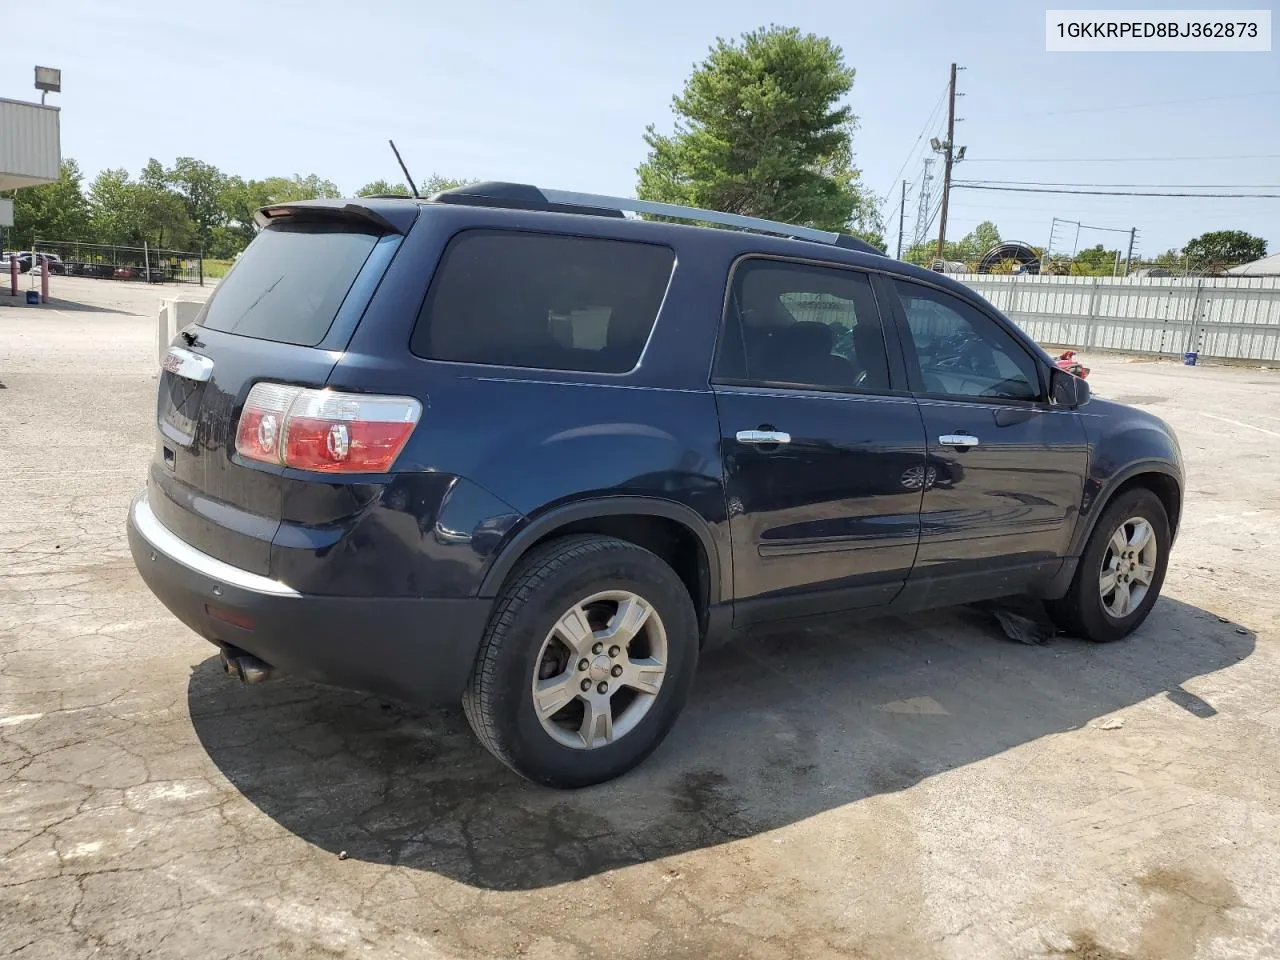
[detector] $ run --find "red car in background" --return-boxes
[1055,350,1090,379]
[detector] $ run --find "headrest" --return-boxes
[780,321,835,354]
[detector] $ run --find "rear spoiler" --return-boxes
[253,199,418,235]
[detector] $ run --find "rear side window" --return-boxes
[411,230,675,373]
[199,222,380,346]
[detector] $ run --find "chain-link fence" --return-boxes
[31,240,204,284]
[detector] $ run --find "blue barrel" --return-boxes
[25,290,39,305]
[1183,351,1198,366]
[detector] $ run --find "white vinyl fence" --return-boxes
[954,274,1280,363]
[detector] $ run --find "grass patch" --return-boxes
[202,258,234,279]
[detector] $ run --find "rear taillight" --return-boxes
[235,382,421,473]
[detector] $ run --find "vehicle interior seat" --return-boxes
[759,320,854,387]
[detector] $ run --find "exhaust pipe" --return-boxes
[219,647,281,685]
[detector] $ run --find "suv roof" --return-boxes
[251,181,1003,316]
[255,181,886,253]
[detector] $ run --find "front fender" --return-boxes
[1070,408,1183,556]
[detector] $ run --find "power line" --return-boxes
[878,81,949,208]
[962,153,1280,163]
[1042,90,1280,117]
[962,179,1280,189]
[953,183,1280,199]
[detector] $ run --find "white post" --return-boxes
[144,241,151,283]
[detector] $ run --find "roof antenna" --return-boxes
[388,139,421,199]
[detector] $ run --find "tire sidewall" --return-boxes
[485,545,699,787]
[1075,490,1170,642]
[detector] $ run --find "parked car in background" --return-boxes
[28,253,65,276]
[1,251,32,273]
[1054,350,1091,379]
[4,252,66,275]
[128,183,1184,788]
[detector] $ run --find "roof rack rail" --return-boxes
[430,182,884,255]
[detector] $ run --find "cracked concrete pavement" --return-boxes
[2,277,1280,959]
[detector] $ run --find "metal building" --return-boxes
[0,97,61,190]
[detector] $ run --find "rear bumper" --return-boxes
[127,492,491,706]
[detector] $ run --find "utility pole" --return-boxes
[935,62,958,262]
[896,180,908,258]
[1124,227,1136,276]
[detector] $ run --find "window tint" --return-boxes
[714,259,891,392]
[411,231,674,373]
[892,280,1041,402]
[199,223,380,346]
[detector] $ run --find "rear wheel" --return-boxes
[463,535,698,788]
[1048,488,1170,642]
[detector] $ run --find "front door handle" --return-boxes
[939,434,980,448]
[736,429,792,445]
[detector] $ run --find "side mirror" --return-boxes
[1051,367,1090,407]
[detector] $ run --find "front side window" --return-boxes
[892,280,1041,402]
[714,259,891,392]
[411,230,675,373]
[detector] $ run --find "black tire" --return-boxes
[1047,488,1170,642]
[462,535,699,788]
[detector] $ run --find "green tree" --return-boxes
[140,158,169,191]
[357,175,470,198]
[214,174,344,256]
[133,183,193,249]
[86,167,194,249]
[419,174,471,196]
[260,174,342,202]
[216,175,269,251]
[168,157,228,247]
[2,159,91,248]
[1183,230,1266,271]
[966,220,1001,256]
[356,179,411,197]
[901,221,1002,268]
[636,25,879,237]
[88,168,143,246]
[1071,244,1121,276]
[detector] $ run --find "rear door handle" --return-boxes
[939,434,980,448]
[736,430,791,445]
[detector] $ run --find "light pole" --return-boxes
[34,66,61,106]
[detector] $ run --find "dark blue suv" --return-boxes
[128,183,1183,788]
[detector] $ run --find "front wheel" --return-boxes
[463,535,699,788]
[1048,488,1170,642]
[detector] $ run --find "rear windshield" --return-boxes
[411,230,675,373]
[199,222,380,346]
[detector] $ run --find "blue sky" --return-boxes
[4,0,1277,256]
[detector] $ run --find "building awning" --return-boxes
[0,98,61,190]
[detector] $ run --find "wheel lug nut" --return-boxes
[580,679,592,692]
[578,659,589,671]
[609,645,620,658]
[597,681,609,694]
[611,665,623,677]
[592,642,603,655]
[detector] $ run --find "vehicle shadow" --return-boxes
[188,595,1252,891]
[40,297,147,315]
